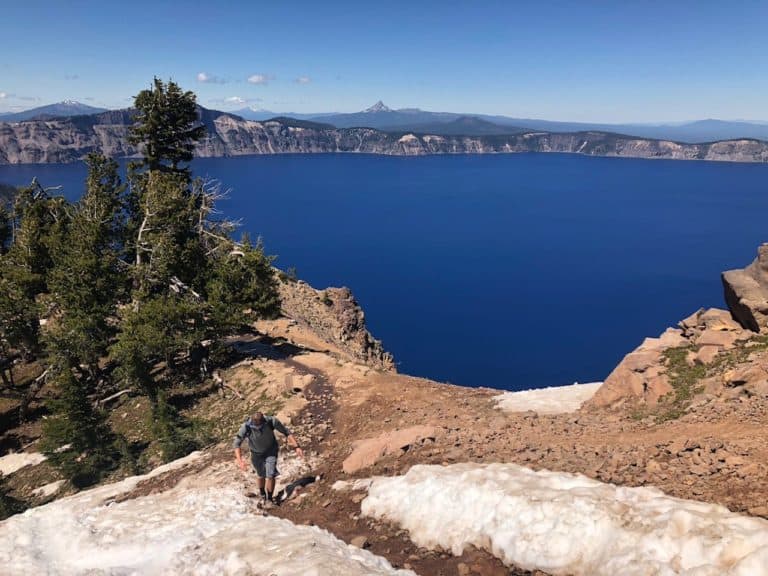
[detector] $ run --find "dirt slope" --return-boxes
[225,318,768,575]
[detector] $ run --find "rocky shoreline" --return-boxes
[269,276,394,372]
[2,109,768,165]
[587,243,768,416]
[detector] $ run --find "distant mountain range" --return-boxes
[0,100,108,123]
[2,105,768,165]
[302,102,768,143]
[3,100,768,143]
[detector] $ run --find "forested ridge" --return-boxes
[0,79,280,511]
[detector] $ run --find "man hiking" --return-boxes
[233,412,304,506]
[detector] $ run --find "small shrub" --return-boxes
[655,346,705,422]
[277,266,299,283]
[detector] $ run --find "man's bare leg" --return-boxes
[257,476,266,499]
[265,477,276,501]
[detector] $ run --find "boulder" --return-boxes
[695,345,721,365]
[746,379,768,397]
[622,349,663,372]
[645,374,673,403]
[699,308,742,332]
[638,328,687,352]
[722,243,768,332]
[679,307,743,338]
[724,365,768,399]
[586,339,678,410]
[679,308,705,332]
[342,425,438,474]
[696,329,739,349]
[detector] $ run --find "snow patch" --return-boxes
[30,480,65,498]
[0,451,47,476]
[398,133,418,143]
[360,463,768,576]
[494,381,602,414]
[0,451,412,575]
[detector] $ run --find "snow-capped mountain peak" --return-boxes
[364,101,392,113]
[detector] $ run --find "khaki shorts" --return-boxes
[250,453,279,478]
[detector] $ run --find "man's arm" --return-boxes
[286,433,304,459]
[234,447,247,471]
[272,417,304,459]
[233,424,248,471]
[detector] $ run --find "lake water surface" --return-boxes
[2,153,767,390]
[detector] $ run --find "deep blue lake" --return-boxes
[1,153,767,390]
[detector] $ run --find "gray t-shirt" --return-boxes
[233,416,291,456]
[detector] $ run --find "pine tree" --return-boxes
[131,170,208,296]
[207,236,281,331]
[40,361,118,488]
[128,77,205,177]
[0,184,16,259]
[115,79,210,460]
[7,182,69,295]
[41,154,126,485]
[0,180,67,364]
[46,154,127,375]
[0,203,11,254]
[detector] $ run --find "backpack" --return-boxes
[243,416,275,436]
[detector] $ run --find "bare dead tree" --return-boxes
[18,368,49,421]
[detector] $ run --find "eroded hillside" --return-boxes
[2,256,768,574]
[2,110,768,164]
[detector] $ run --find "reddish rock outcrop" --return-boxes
[586,308,752,410]
[722,243,768,332]
[277,278,395,372]
[342,425,439,474]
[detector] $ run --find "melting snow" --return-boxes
[0,452,413,575]
[494,382,602,414]
[0,451,47,476]
[30,480,65,498]
[360,463,768,576]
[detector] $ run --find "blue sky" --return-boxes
[1,1,766,122]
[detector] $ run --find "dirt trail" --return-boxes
[6,315,766,576]
[253,321,768,575]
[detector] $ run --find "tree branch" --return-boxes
[97,388,132,406]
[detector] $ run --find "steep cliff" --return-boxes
[274,277,395,372]
[586,243,768,414]
[2,110,767,164]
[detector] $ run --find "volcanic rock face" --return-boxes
[586,308,752,410]
[589,242,768,412]
[276,278,395,372]
[3,111,768,164]
[722,243,768,332]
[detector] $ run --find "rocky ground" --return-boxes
[115,304,760,576]
[2,264,768,575]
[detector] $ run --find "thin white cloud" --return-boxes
[0,92,6,99]
[295,76,312,85]
[197,72,227,84]
[208,96,263,107]
[247,74,272,85]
